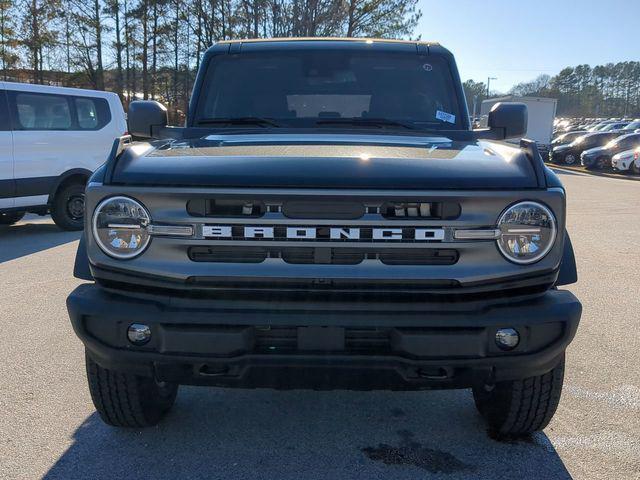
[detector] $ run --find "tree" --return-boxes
[0,0,19,79]
[462,79,486,115]
[19,0,61,83]
[345,0,421,38]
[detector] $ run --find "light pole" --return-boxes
[486,77,497,98]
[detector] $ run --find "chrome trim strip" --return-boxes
[453,229,501,240]
[148,224,195,237]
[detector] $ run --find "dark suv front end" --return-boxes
[67,38,581,436]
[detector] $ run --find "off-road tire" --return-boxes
[85,351,179,427]
[472,355,565,438]
[51,182,86,231]
[0,211,25,225]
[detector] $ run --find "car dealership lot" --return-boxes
[1,170,638,480]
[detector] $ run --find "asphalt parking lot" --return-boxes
[1,169,639,480]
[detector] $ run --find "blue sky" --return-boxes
[416,0,638,93]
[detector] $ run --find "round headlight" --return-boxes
[497,201,557,264]
[92,196,151,259]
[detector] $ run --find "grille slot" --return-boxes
[187,199,265,217]
[189,246,268,263]
[282,201,365,219]
[189,246,457,266]
[381,201,461,220]
[379,249,458,265]
[253,327,391,354]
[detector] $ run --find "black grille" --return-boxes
[254,327,391,354]
[189,246,458,266]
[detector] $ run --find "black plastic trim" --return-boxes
[555,232,577,286]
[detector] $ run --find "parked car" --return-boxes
[619,120,640,132]
[0,82,127,229]
[598,121,629,132]
[550,131,620,165]
[551,130,587,146]
[611,147,640,175]
[580,133,640,170]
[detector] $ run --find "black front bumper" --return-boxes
[67,284,581,390]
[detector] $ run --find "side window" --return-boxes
[0,90,9,131]
[15,93,72,130]
[74,97,111,130]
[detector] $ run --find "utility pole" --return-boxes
[486,77,497,98]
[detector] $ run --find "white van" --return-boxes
[0,82,126,230]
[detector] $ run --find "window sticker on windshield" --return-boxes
[436,110,456,124]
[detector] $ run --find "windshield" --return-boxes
[606,134,640,150]
[195,51,463,131]
[622,121,640,130]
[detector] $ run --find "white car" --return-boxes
[611,147,640,175]
[0,82,126,230]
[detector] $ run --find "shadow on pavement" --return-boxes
[43,388,572,480]
[0,220,81,263]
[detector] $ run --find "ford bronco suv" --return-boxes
[67,38,581,437]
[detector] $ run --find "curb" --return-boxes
[546,163,640,182]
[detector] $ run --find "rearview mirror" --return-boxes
[128,100,168,139]
[488,102,527,139]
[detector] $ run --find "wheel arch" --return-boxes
[48,168,93,204]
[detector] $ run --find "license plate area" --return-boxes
[297,326,345,351]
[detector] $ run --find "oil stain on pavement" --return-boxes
[362,429,474,474]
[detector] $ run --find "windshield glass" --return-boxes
[607,134,640,150]
[622,121,640,130]
[195,51,463,131]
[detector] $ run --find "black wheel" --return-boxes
[563,153,577,165]
[472,356,565,438]
[0,211,25,225]
[594,156,609,170]
[51,182,86,231]
[85,351,179,427]
[631,160,640,175]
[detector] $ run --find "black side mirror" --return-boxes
[488,102,528,139]
[128,100,168,139]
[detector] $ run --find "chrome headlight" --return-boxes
[497,201,557,265]
[92,196,151,259]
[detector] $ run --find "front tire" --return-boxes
[563,154,577,165]
[85,351,179,427]
[51,182,86,231]
[631,160,640,175]
[473,356,565,438]
[0,211,25,225]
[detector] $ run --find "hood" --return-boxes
[111,134,540,190]
[553,144,572,152]
[582,145,608,157]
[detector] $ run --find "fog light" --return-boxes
[495,328,519,350]
[127,323,151,345]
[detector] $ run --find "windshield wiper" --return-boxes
[197,117,282,128]
[314,118,416,130]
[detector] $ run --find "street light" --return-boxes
[486,77,497,97]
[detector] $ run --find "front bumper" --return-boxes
[67,284,581,390]
[612,157,631,171]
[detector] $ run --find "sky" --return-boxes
[416,0,639,93]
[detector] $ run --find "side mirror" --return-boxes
[128,100,168,139]
[488,102,527,139]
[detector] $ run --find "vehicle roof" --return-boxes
[0,81,119,99]
[216,37,441,46]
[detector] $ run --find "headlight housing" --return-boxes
[497,201,557,264]
[92,196,151,259]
